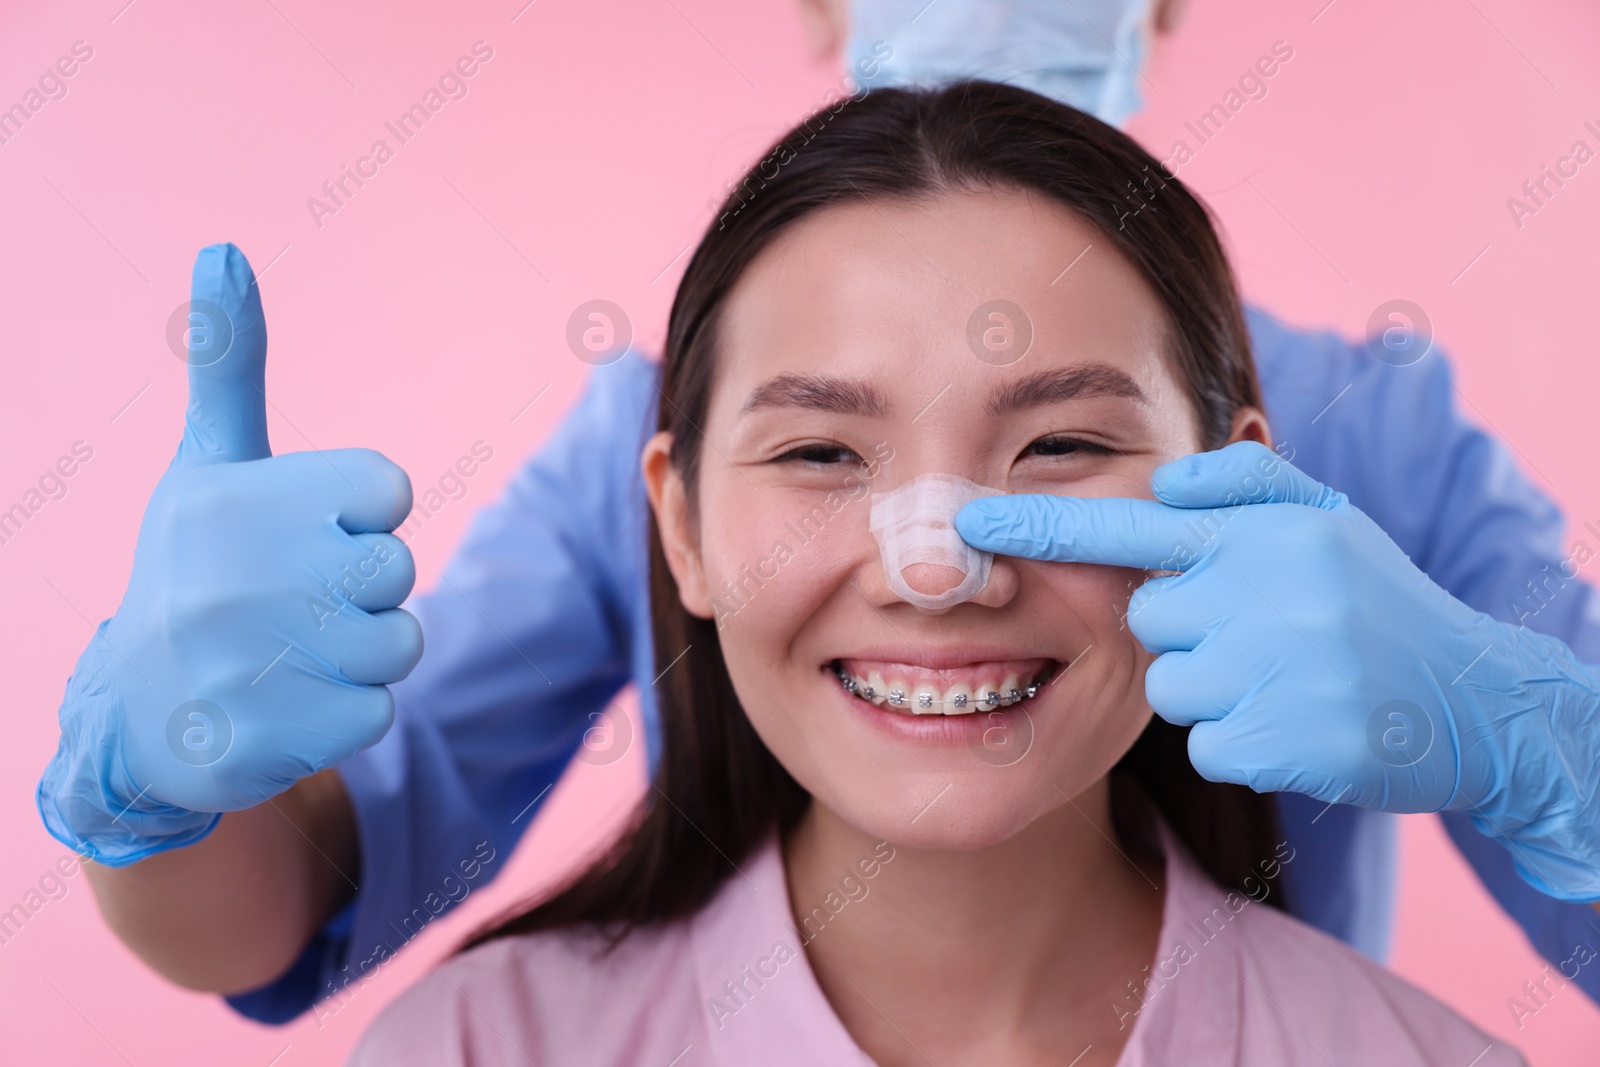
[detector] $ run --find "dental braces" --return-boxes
[834,668,1042,708]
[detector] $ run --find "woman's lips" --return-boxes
[822,660,1048,750]
[832,657,1057,716]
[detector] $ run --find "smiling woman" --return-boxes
[347,81,1523,1067]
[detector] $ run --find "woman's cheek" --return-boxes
[1026,559,1153,663]
[699,486,873,632]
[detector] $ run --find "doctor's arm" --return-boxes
[80,356,652,1005]
[1281,325,1600,973]
[221,345,663,1022]
[38,244,658,1015]
[35,244,423,994]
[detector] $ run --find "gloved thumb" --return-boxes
[1151,441,1344,511]
[171,243,270,468]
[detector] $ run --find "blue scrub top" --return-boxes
[227,304,1600,1023]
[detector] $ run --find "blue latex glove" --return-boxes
[36,244,423,867]
[957,441,1600,902]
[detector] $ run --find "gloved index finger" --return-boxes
[955,494,1214,571]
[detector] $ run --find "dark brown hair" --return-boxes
[461,79,1281,953]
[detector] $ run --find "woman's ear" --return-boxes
[1225,405,1272,449]
[1153,0,1190,34]
[795,0,850,61]
[641,431,715,620]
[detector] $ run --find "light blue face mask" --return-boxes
[843,0,1153,128]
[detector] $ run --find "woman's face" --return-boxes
[646,185,1260,848]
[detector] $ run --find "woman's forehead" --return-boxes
[713,186,1182,413]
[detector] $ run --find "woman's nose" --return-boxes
[900,563,966,598]
[965,552,1020,608]
[866,472,1021,613]
[871,542,1021,614]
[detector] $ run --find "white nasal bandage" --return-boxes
[868,473,1003,611]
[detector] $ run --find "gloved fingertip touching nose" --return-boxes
[869,473,1003,610]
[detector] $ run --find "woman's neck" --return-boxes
[784,780,1164,1067]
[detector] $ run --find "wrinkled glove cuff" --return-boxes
[1448,619,1600,902]
[34,619,221,868]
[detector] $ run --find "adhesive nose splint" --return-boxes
[868,473,1003,610]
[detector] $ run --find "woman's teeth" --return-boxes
[831,659,1055,716]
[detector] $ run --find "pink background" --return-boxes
[3,0,1598,1062]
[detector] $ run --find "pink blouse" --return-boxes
[348,823,1525,1066]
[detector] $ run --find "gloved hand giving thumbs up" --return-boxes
[37,244,424,866]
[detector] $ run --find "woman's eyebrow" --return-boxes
[741,373,891,417]
[985,364,1147,416]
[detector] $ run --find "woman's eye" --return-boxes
[1020,434,1117,459]
[772,443,863,466]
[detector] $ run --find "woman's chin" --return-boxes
[831,778,1060,851]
